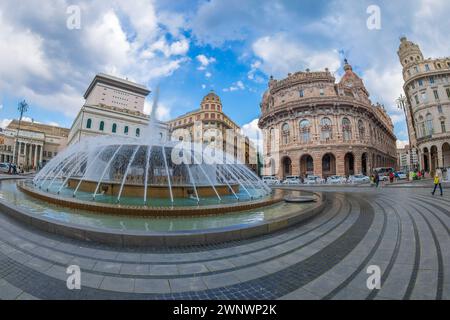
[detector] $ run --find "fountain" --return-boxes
[18,90,277,216]
[1,90,326,247]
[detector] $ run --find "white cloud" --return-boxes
[144,100,171,121]
[205,72,212,78]
[240,118,263,152]
[0,119,12,129]
[201,84,206,89]
[0,1,191,121]
[196,54,216,70]
[252,34,341,77]
[223,80,245,92]
[396,140,410,149]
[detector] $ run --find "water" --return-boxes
[0,180,312,232]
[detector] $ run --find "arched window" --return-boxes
[124,126,129,135]
[342,118,352,141]
[320,117,332,141]
[426,113,433,136]
[282,123,290,145]
[99,121,104,131]
[358,120,365,139]
[86,118,92,129]
[299,119,310,143]
[136,128,140,137]
[112,123,117,133]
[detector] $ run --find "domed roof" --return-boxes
[202,90,221,103]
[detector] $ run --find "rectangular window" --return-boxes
[429,76,435,84]
[441,121,447,133]
[421,93,427,102]
[446,88,450,98]
[411,83,415,89]
[418,79,423,86]
[425,64,430,71]
[299,90,304,97]
[438,105,443,113]
[319,89,324,96]
[434,90,440,100]
[414,95,419,105]
[414,66,419,73]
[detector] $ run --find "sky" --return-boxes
[0,0,449,149]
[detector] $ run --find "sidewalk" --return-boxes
[384,178,450,188]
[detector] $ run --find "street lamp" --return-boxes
[12,100,29,166]
[396,94,413,172]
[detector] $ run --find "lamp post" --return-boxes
[12,100,29,166]
[396,94,413,172]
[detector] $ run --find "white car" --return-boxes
[304,175,321,185]
[349,174,370,184]
[0,163,10,173]
[283,176,301,185]
[396,171,407,180]
[327,175,346,184]
[262,176,281,185]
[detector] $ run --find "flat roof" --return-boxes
[84,73,151,99]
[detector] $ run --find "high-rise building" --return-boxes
[397,37,450,172]
[68,73,168,145]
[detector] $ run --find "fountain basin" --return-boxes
[18,180,283,216]
[1,179,325,247]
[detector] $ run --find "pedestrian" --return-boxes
[374,172,380,188]
[7,162,11,174]
[389,171,394,183]
[431,169,443,196]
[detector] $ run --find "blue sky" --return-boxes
[0,0,449,148]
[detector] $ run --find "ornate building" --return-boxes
[259,61,397,179]
[167,91,257,171]
[0,120,69,170]
[397,37,450,173]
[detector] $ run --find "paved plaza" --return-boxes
[0,183,448,300]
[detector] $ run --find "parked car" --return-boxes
[395,171,407,180]
[283,176,301,185]
[349,174,370,184]
[304,175,321,185]
[327,175,346,184]
[262,176,281,185]
[0,163,10,173]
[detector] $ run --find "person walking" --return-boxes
[431,169,443,196]
[374,172,380,188]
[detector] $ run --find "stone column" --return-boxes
[354,151,362,175]
[34,144,38,169]
[437,145,443,168]
[39,145,43,165]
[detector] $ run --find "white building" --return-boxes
[68,73,167,145]
[396,145,419,172]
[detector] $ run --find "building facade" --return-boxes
[0,120,69,170]
[68,73,167,146]
[167,91,257,170]
[397,37,450,173]
[397,145,419,172]
[259,61,397,179]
